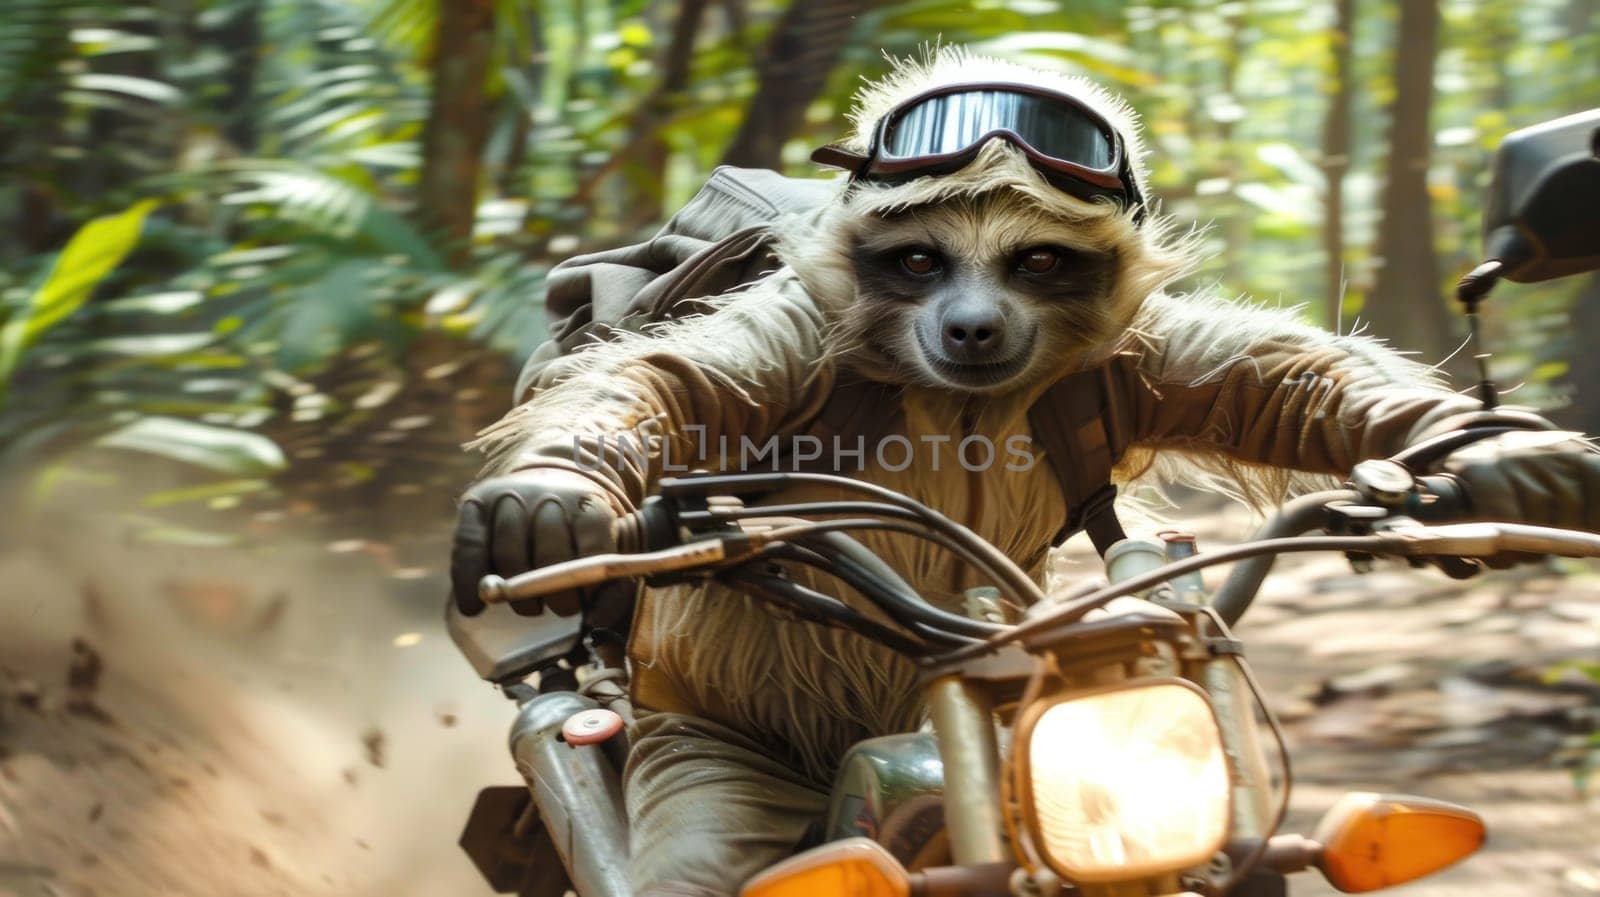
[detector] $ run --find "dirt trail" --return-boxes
[2,500,1598,896]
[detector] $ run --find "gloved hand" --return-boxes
[450,467,634,625]
[1436,430,1600,571]
[1441,429,1600,531]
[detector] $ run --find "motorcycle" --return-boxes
[447,107,1600,897]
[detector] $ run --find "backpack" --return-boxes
[519,167,1126,555]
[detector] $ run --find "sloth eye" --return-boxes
[899,249,941,276]
[1017,248,1061,274]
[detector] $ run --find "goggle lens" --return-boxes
[880,89,1116,172]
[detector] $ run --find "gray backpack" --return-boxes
[519,166,1127,554]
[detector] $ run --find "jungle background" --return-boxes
[1,0,1598,895]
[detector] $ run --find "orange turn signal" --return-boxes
[739,837,910,897]
[1314,792,1486,893]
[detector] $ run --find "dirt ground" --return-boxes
[2,497,1598,896]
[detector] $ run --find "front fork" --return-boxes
[508,690,632,897]
[926,676,1010,866]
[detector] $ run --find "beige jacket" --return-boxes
[477,268,1478,781]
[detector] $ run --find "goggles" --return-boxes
[813,82,1146,222]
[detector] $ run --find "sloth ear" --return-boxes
[811,144,868,174]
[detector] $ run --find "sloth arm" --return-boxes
[475,270,836,510]
[1110,295,1483,474]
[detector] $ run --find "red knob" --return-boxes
[562,708,625,746]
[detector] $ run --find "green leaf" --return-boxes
[71,73,185,106]
[618,22,653,48]
[84,333,217,356]
[98,416,287,476]
[69,28,160,56]
[0,199,159,395]
[100,290,205,314]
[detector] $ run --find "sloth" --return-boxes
[837,192,1132,391]
[452,47,1596,897]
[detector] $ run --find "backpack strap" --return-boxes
[1027,366,1127,557]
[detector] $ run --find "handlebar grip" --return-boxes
[474,496,683,607]
[1408,474,1469,522]
[612,512,642,555]
[612,495,678,555]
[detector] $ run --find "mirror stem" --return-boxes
[1465,313,1499,409]
[1456,260,1505,410]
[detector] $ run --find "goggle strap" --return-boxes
[810,138,1148,228]
[810,144,869,173]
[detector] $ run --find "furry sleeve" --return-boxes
[1109,292,1483,506]
[469,270,836,508]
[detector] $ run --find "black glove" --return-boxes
[450,468,634,625]
[1442,430,1600,530]
[1438,430,1600,570]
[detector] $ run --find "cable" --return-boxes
[718,568,938,657]
[1200,608,1294,892]
[778,538,999,641]
[694,500,1022,600]
[662,472,1048,606]
[712,500,1036,605]
[765,542,975,647]
[934,535,1394,665]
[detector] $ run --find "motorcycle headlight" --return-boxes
[1012,679,1232,883]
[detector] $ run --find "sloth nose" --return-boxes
[942,310,1006,362]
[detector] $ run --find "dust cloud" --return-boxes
[0,470,510,897]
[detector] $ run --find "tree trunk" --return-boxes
[632,0,709,221]
[417,0,495,268]
[73,10,166,200]
[1321,0,1355,332]
[1364,0,1458,370]
[214,2,262,153]
[567,0,708,222]
[719,0,880,170]
[0,13,72,258]
[496,3,545,197]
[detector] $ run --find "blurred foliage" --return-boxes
[0,0,1597,535]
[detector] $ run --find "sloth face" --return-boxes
[843,193,1123,394]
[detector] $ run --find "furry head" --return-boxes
[779,47,1197,393]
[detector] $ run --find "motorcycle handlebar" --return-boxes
[1212,475,1468,624]
[477,469,1593,626]
[1210,489,1358,625]
[484,515,1600,618]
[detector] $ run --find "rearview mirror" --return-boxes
[1481,108,1600,283]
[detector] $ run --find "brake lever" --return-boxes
[478,535,762,605]
[1372,520,1600,559]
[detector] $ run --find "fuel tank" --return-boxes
[822,732,949,869]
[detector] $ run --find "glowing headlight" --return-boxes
[1014,679,1232,883]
